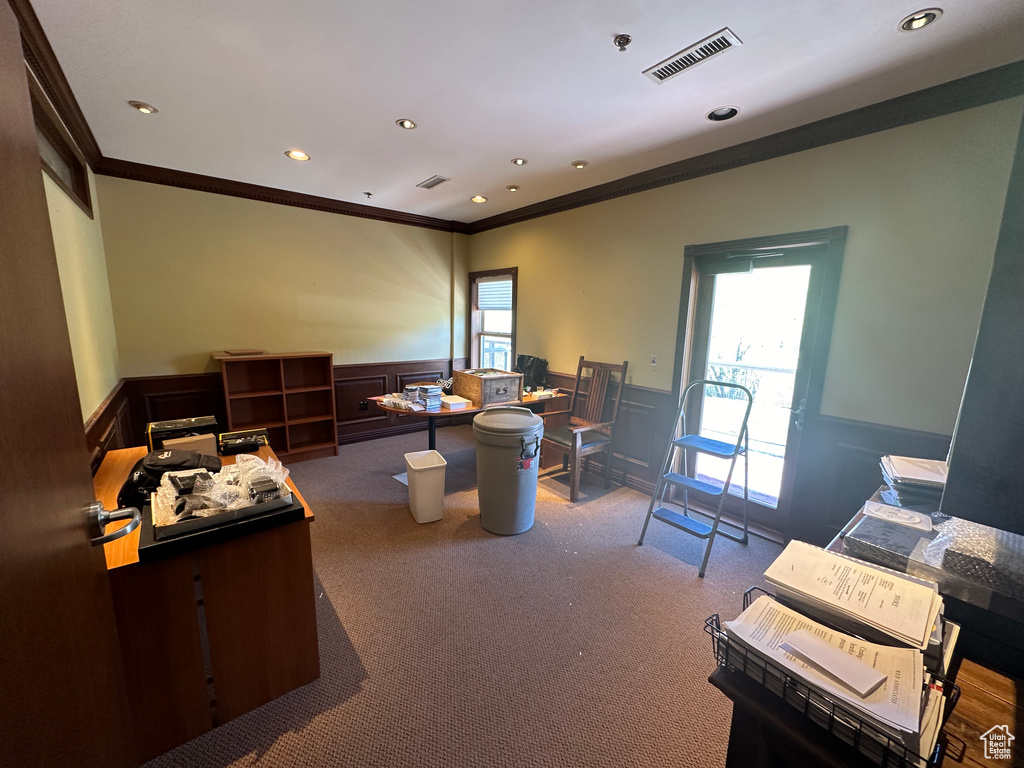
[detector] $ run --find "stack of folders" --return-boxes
[766,541,959,677]
[881,455,947,508]
[725,595,947,763]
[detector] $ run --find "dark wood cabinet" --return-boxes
[215,352,338,460]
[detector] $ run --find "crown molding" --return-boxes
[10,0,102,167]
[466,59,1024,234]
[12,0,1022,236]
[96,157,471,233]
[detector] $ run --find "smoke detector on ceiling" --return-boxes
[643,27,742,84]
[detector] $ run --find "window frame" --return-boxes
[468,267,517,370]
[27,70,93,218]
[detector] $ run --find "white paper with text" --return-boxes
[726,595,923,736]
[765,540,940,648]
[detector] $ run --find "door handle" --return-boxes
[88,501,141,546]
[790,398,806,432]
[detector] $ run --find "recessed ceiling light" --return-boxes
[471,195,488,203]
[570,160,588,169]
[899,9,941,31]
[706,106,739,122]
[506,185,519,192]
[128,100,158,114]
[284,149,311,161]
[511,158,528,166]
[396,119,417,129]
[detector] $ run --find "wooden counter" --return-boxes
[95,445,314,569]
[94,447,319,762]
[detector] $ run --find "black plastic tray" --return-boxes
[137,498,306,562]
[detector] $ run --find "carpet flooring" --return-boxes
[145,425,781,768]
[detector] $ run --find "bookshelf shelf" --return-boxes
[215,352,338,460]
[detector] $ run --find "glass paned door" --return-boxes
[680,231,846,535]
[695,264,811,508]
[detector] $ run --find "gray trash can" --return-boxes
[472,407,544,535]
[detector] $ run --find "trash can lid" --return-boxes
[472,406,543,434]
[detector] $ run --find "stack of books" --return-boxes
[881,455,947,508]
[417,384,442,410]
[720,541,962,763]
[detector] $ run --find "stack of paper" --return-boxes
[441,395,471,410]
[765,541,944,651]
[725,595,944,758]
[881,455,946,508]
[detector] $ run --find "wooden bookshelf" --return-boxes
[214,352,338,460]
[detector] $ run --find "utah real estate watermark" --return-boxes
[981,725,1015,760]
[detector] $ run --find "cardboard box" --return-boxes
[147,416,218,450]
[452,369,523,408]
[162,433,219,457]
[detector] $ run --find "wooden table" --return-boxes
[94,446,319,762]
[710,658,1024,767]
[369,392,568,451]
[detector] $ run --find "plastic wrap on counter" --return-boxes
[922,517,1024,603]
[153,453,290,527]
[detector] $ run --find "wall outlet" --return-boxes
[650,355,658,367]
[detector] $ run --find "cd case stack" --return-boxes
[881,455,947,508]
[417,384,442,410]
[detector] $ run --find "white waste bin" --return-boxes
[404,450,447,524]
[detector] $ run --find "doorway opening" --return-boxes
[674,227,847,535]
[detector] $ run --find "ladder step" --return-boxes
[673,434,742,457]
[652,508,713,538]
[663,472,725,496]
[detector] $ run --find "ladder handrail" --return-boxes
[678,379,753,461]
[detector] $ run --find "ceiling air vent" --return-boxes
[643,28,742,84]
[416,175,450,190]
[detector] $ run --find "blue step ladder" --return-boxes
[638,379,752,578]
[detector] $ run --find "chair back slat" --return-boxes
[581,368,610,422]
[568,358,629,435]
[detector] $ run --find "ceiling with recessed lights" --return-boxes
[28,0,1024,223]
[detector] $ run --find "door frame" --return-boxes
[672,226,848,535]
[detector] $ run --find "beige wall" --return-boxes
[469,98,1024,436]
[44,168,121,421]
[97,178,463,377]
[452,233,471,360]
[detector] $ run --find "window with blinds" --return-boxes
[469,270,517,370]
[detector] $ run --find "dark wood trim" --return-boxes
[26,67,92,217]
[84,379,130,474]
[10,1,1021,237]
[9,0,102,167]
[333,358,456,444]
[788,414,951,545]
[466,60,1024,234]
[467,267,518,368]
[95,157,471,234]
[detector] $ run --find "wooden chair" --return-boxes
[540,357,628,503]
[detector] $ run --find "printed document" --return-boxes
[726,595,924,737]
[765,540,941,648]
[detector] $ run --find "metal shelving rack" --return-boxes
[705,588,959,768]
